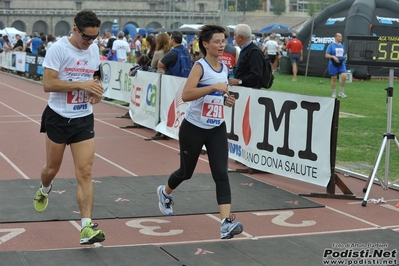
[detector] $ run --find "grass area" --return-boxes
[270,71,399,183]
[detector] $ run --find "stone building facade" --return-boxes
[0,0,222,36]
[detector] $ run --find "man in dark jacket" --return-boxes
[13,34,24,51]
[229,24,264,89]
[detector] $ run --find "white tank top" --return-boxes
[185,58,228,129]
[43,36,100,118]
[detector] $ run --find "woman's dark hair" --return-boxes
[198,25,226,57]
[146,34,156,59]
[74,10,101,30]
[138,54,151,66]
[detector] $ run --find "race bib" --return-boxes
[335,48,344,57]
[200,94,225,126]
[66,90,90,112]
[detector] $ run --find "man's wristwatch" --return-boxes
[238,79,242,85]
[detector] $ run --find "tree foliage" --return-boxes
[308,0,341,16]
[226,0,262,12]
[271,0,286,15]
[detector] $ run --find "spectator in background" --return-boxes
[111,31,131,63]
[219,29,240,77]
[146,34,156,61]
[103,30,115,56]
[13,34,24,51]
[326,32,347,98]
[0,34,4,47]
[129,54,152,77]
[26,32,42,54]
[285,33,303,81]
[2,35,13,51]
[24,34,32,53]
[157,30,191,77]
[151,32,170,71]
[142,34,147,55]
[263,33,279,72]
[229,24,263,89]
[46,34,56,50]
[99,32,109,55]
[134,35,142,64]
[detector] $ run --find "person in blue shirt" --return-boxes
[26,32,42,54]
[326,33,347,98]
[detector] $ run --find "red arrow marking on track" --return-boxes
[285,200,299,205]
[195,248,214,255]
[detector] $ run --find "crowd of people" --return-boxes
[0,24,349,99]
[0,31,56,55]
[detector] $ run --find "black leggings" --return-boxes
[167,119,231,205]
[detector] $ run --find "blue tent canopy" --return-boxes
[260,24,290,33]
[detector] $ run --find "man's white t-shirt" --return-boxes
[112,39,131,62]
[42,36,100,119]
[265,40,278,55]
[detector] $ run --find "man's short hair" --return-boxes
[117,31,125,38]
[74,10,101,30]
[33,32,39,37]
[171,31,183,44]
[234,24,252,40]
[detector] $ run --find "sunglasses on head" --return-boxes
[74,23,99,41]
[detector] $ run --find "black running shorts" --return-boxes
[40,105,95,145]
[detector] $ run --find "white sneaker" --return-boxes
[332,93,336,98]
[338,92,347,98]
[157,185,173,216]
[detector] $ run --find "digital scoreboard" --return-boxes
[347,35,399,67]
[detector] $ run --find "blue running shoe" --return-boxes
[221,216,244,239]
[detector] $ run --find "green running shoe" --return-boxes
[33,184,52,213]
[80,221,105,245]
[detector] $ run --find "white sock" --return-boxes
[340,87,345,93]
[81,218,91,228]
[163,187,171,197]
[41,185,51,194]
[332,89,336,94]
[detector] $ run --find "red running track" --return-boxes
[0,72,398,253]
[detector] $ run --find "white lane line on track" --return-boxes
[0,101,139,177]
[95,118,211,164]
[205,213,256,239]
[69,220,103,247]
[0,101,41,124]
[325,206,381,227]
[0,151,30,179]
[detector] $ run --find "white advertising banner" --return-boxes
[14,52,26,72]
[2,52,16,71]
[225,86,335,187]
[154,75,189,139]
[129,71,161,129]
[100,60,133,102]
